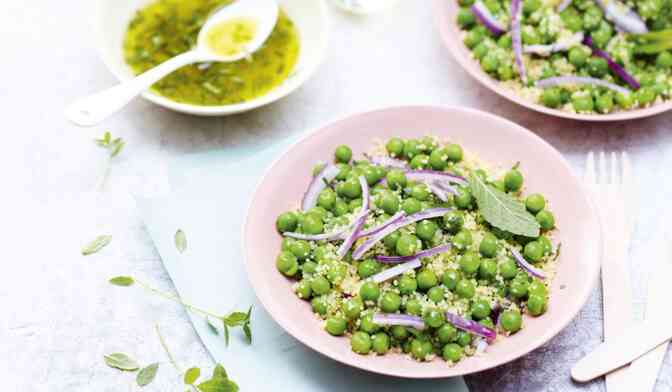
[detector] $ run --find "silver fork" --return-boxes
[584,151,637,392]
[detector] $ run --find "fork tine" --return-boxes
[599,151,607,185]
[585,151,595,184]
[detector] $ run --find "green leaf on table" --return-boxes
[469,172,540,237]
[104,353,140,371]
[243,323,252,344]
[223,324,230,346]
[184,367,201,385]
[175,229,187,253]
[110,139,125,158]
[223,312,248,327]
[136,362,159,387]
[198,378,239,392]
[206,317,219,335]
[109,276,135,286]
[212,364,228,380]
[81,235,112,255]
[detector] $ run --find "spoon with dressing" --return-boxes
[66,0,278,127]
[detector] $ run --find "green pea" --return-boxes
[523,241,544,263]
[338,178,362,199]
[276,251,298,276]
[568,46,588,68]
[524,193,545,214]
[527,293,547,316]
[343,297,364,320]
[523,0,541,13]
[333,199,349,217]
[429,148,449,170]
[289,240,311,260]
[302,261,318,274]
[536,210,555,230]
[410,154,430,169]
[595,92,614,113]
[452,229,473,252]
[334,163,349,181]
[591,24,613,48]
[471,299,491,320]
[572,93,594,112]
[396,233,419,257]
[302,214,324,235]
[398,275,418,295]
[349,198,363,213]
[312,162,327,177]
[317,188,336,210]
[637,87,656,106]
[383,230,401,251]
[402,198,422,214]
[522,27,541,45]
[509,278,529,299]
[391,325,409,340]
[438,323,458,344]
[561,9,583,32]
[311,295,328,315]
[456,279,476,299]
[480,318,495,329]
[423,308,445,328]
[456,331,472,347]
[378,191,400,214]
[351,331,372,354]
[386,137,405,157]
[372,332,391,354]
[326,316,347,336]
[616,91,633,108]
[404,298,423,315]
[276,212,298,233]
[360,311,380,333]
[311,276,331,295]
[442,343,464,362]
[528,279,548,297]
[583,6,603,31]
[386,169,407,190]
[479,258,498,281]
[428,286,446,303]
[360,281,381,302]
[403,139,422,160]
[358,259,381,278]
[335,145,352,163]
[500,309,523,333]
[504,169,523,192]
[295,279,312,299]
[443,211,464,234]
[481,53,500,73]
[656,51,672,69]
[411,184,431,201]
[416,220,439,241]
[327,263,347,284]
[459,251,482,276]
[498,34,512,49]
[479,233,499,258]
[411,339,433,361]
[419,136,437,153]
[540,87,562,108]
[498,64,515,81]
[454,187,473,209]
[381,292,402,313]
[442,269,461,290]
[417,269,439,291]
[587,57,608,77]
[537,236,552,255]
[281,237,295,252]
[499,257,518,279]
[446,144,464,162]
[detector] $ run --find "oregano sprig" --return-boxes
[81,235,112,256]
[95,131,125,158]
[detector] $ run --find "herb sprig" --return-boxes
[95,131,125,157]
[81,235,112,255]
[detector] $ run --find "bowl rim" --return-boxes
[431,0,672,122]
[242,104,602,378]
[93,0,329,116]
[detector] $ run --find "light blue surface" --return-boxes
[136,135,468,391]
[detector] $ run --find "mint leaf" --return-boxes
[184,367,200,385]
[136,363,159,386]
[223,324,230,346]
[81,235,112,255]
[469,173,540,237]
[109,276,135,286]
[243,323,252,344]
[206,317,219,335]
[212,364,228,380]
[198,378,239,392]
[175,229,187,253]
[223,312,248,327]
[104,353,140,371]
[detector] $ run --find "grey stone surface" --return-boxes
[4,0,672,390]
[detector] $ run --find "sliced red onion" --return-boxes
[364,154,408,169]
[524,32,584,56]
[375,244,452,264]
[372,313,426,331]
[337,176,370,258]
[445,312,497,342]
[511,0,527,85]
[356,211,406,238]
[471,0,507,36]
[433,180,459,196]
[302,165,340,211]
[595,0,648,34]
[535,76,631,96]
[511,248,546,279]
[583,36,641,90]
[427,182,449,202]
[284,228,350,241]
[371,259,422,283]
[352,208,452,260]
[404,170,468,186]
[557,0,572,12]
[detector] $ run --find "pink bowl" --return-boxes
[432,0,672,122]
[243,106,601,378]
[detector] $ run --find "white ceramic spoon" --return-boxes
[66,0,278,127]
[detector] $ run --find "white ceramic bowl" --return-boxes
[95,0,328,116]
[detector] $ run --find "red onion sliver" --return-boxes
[433,180,459,196]
[557,0,572,11]
[511,248,546,279]
[471,0,507,36]
[535,76,631,96]
[356,211,406,239]
[583,36,640,90]
[375,244,452,264]
[352,208,452,260]
[404,170,468,186]
[337,176,370,258]
[595,0,648,34]
[302,165,340,211]
[371,259,422,283]
[372,313,426,330]
[524,32,584,56]
[445,312,497,342]
[511,0,527,85]
[365,154,408,169]
[427,182,449,202]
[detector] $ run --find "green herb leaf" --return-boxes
[136,363,159,387]
[206,317,219,335]
[223,312,248,327]
[81,235,112,255]
[110,139,125,158]
[109,276,135,286]
[212,364,228,380]
[223,324,230,346]
[469,173,540,237]
[175,229,187,253]
[197,378,239,392]
[184,367,201,385]
[104,353,140,371]
[243,323,252,344]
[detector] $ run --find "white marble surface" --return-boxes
[4,0,672,390]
